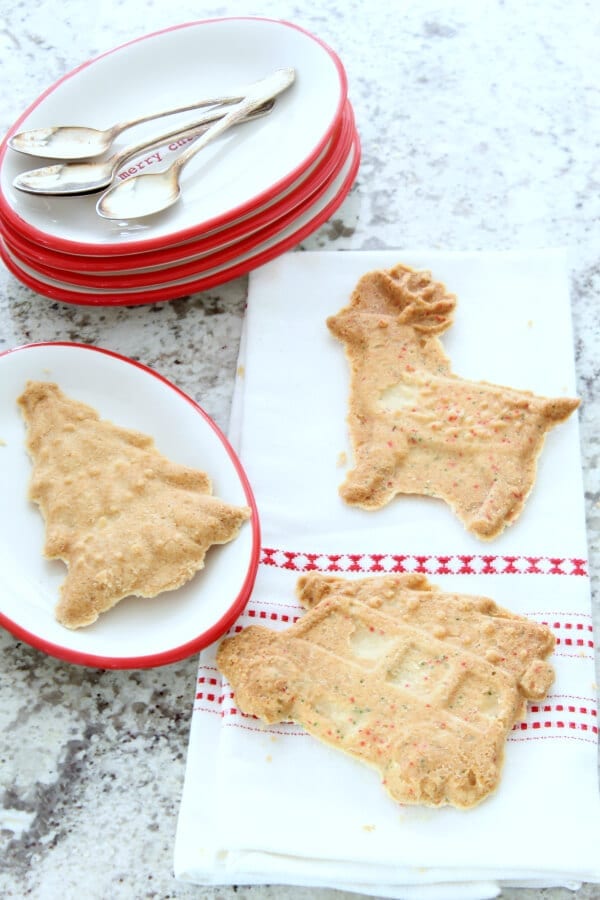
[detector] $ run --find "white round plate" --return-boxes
[0,102,350,271]
[0,343,260,668]
[0,134,360,304]
[8,110,357,290]
[0,18,347,254]
[1,100,356,281]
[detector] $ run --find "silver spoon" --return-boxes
[96,67,295,221]
[8,91,247,161]
[12,102,275,196]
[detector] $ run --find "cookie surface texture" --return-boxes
[217,572,555,809]
[18,381,250,629]
[326,264,579,539]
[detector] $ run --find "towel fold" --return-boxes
[175,249,600,900]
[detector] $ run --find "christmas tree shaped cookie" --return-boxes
[19,381,250,628]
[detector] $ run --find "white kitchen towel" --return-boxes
[174,249,600,899]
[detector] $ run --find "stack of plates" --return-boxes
[0,18,360,305]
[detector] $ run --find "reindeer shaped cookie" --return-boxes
[327,264,579,540]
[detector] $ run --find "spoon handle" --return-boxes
[107,69,291,141]
[169,68,296,174]
[108,103,273,170]
[107,93,244,141]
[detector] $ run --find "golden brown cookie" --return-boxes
[217,572,555,809]
[326,264,579,539]
[18,381,250,629]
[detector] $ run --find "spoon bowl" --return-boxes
[10,126,123,162]
[7,92,248,161]
[101,170,183,219]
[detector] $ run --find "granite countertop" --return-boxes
[0,1,598,898]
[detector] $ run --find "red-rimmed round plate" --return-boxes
[0,342,260,668]
[0,133,360,305]
[0,17,347,255]
[1,100,356,280]
[0,104,349,273]
[5,106,357,290]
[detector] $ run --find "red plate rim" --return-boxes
[0,17,348,257]
[0,341,261,669]
[0,132,361,305]
[7,107,356,289]
[2,101,355,276]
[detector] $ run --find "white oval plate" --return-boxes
[9,113,357,290]
[0,343,260,668]
[2,100,356,282]
[0,102,348,270]
[0,18,346,254]
[0,135,360,305]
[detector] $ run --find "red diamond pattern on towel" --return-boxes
[260,547,589,577]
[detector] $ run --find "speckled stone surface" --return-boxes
[0,1,598,898]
